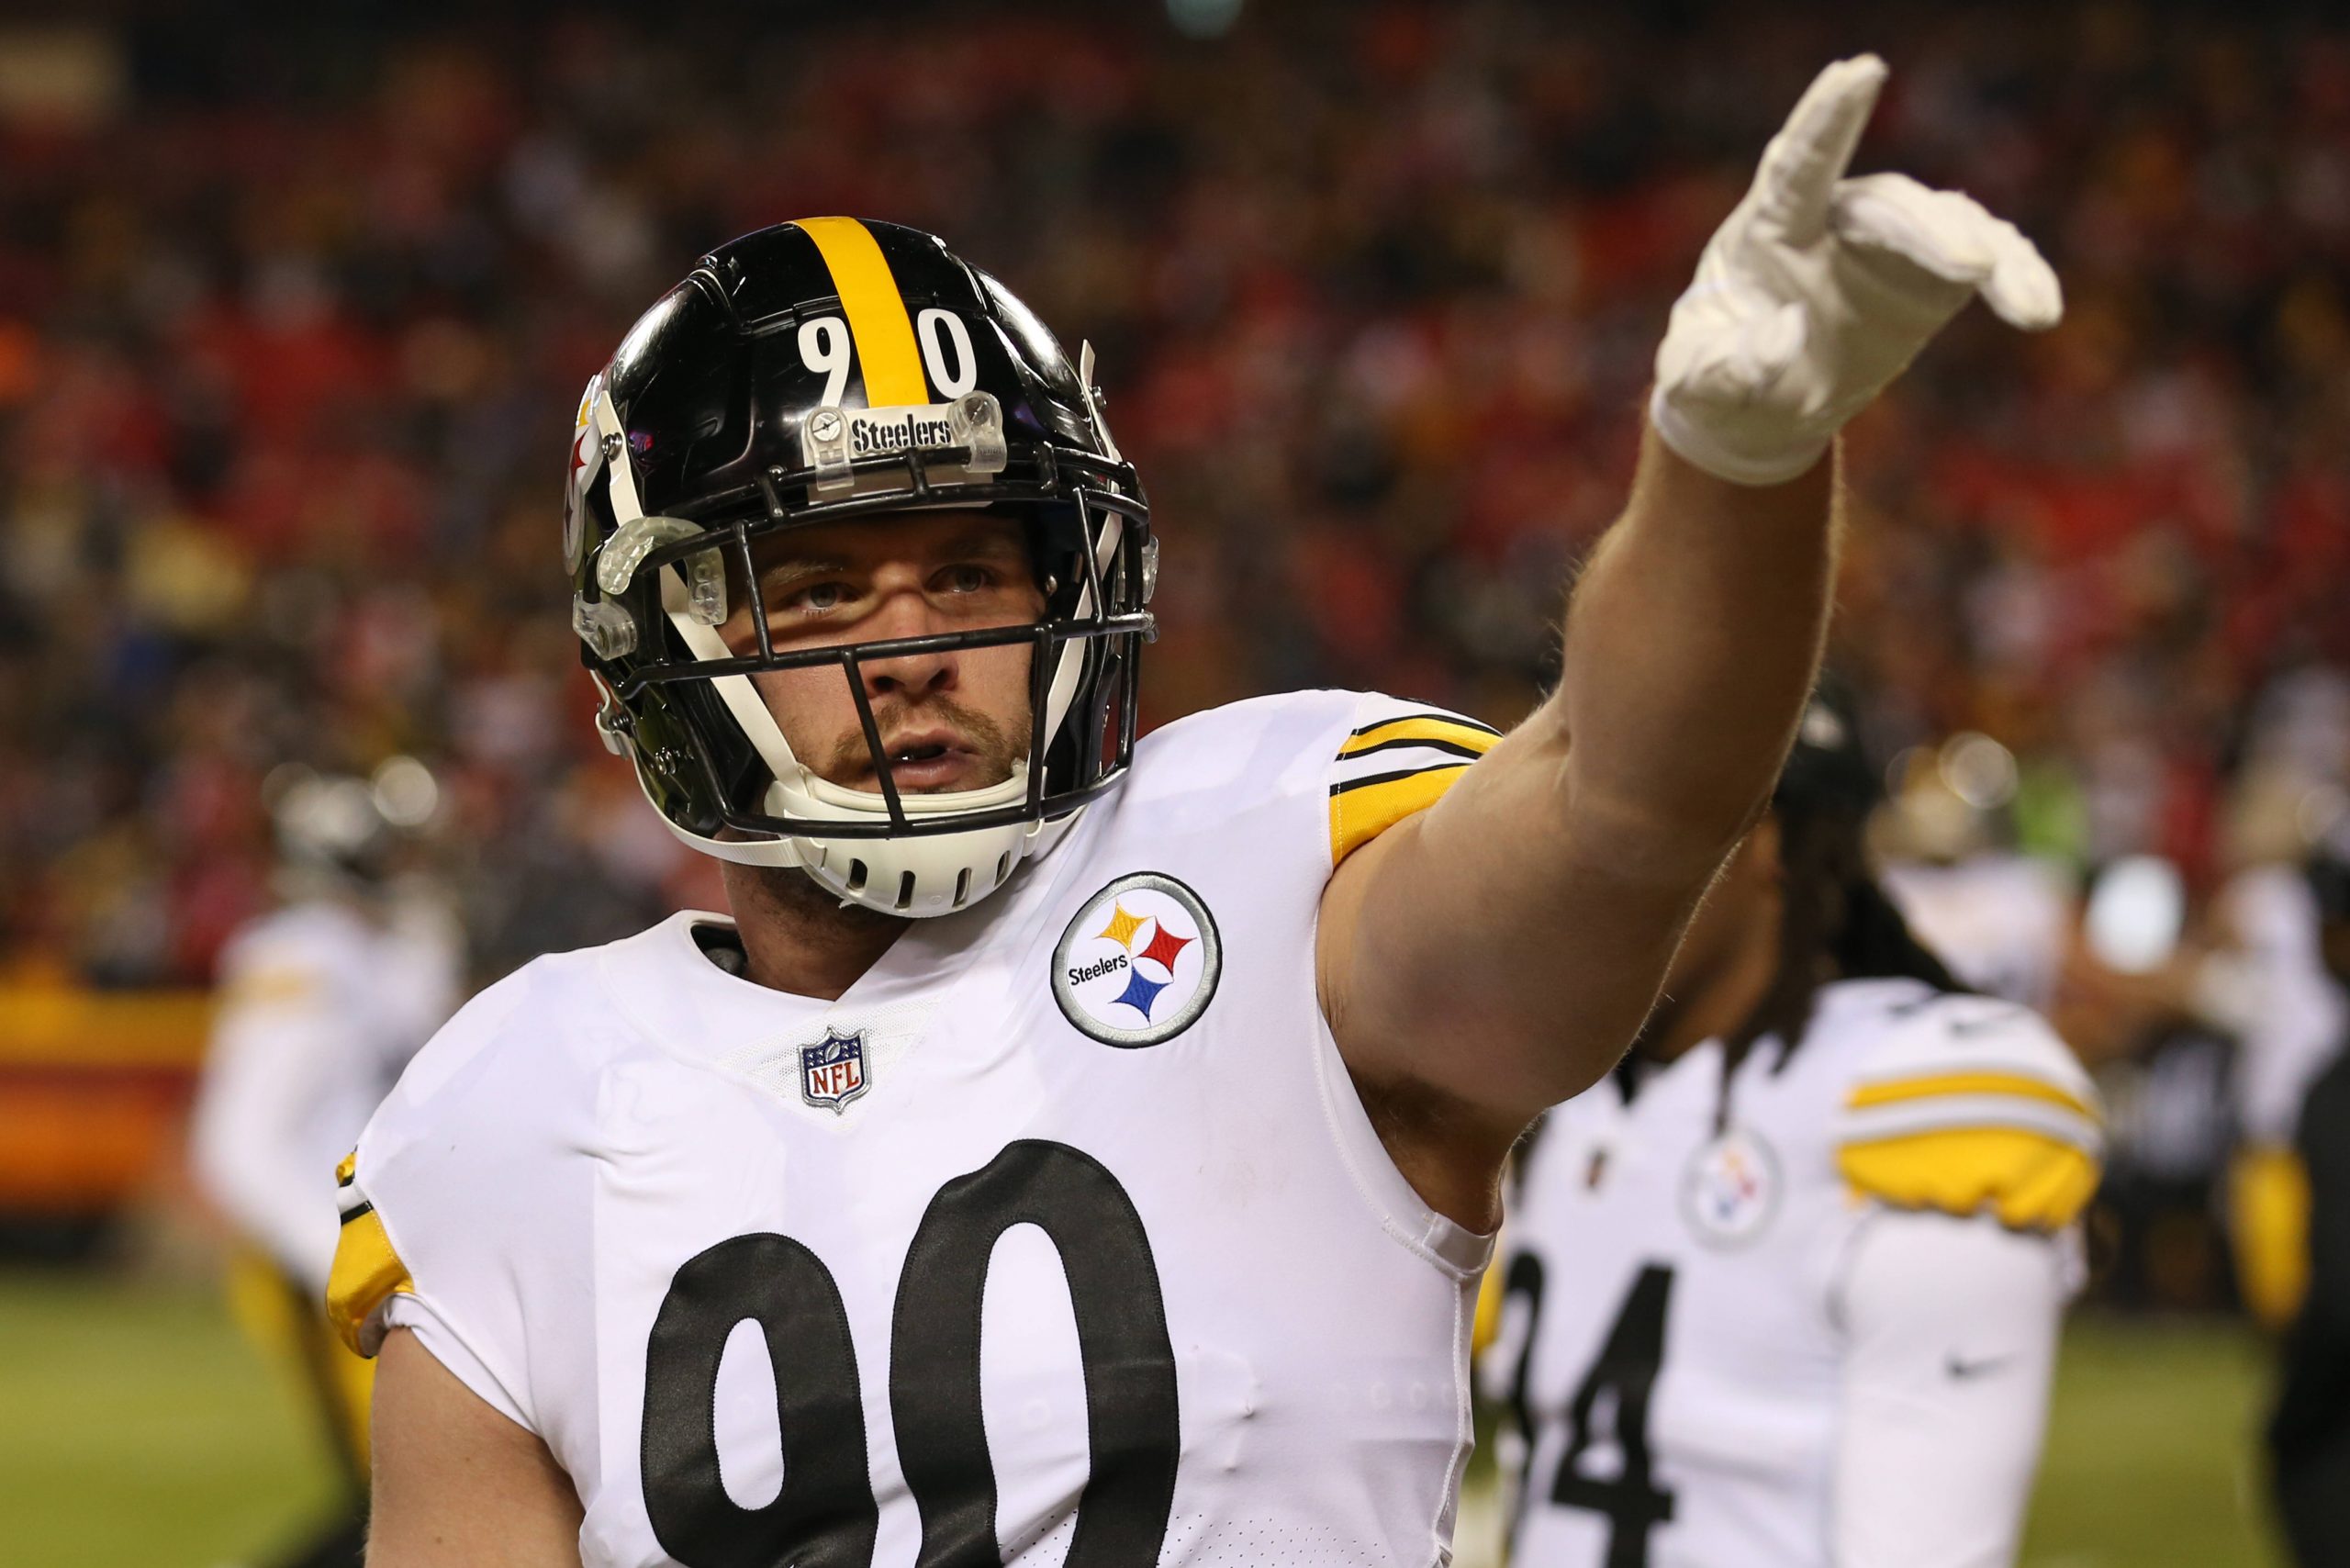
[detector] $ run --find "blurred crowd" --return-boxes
[5,0,2349,989]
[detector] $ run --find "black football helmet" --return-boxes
[565,218,1151,916]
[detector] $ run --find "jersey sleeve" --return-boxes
[1326,691,1504,866]
[1832,995,2103,1233]
[324,958,590,1433]
[1829,1209,2067,1568]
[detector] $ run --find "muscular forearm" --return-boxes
[1322,56,2058,1164]
[1323,425,1839,1147]
[1542,421,1840,889]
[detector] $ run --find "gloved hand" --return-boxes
[1650,54,2063,487]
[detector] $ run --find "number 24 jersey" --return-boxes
[330,691,1499,1568]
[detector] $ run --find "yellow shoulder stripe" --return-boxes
[1339,717,1502,758]
[1849,1070,2097,1123]
[1839,1126,2100,1232]
[1331,764,1470,866]
[794,217,927,407]
[327,1206,414,1357]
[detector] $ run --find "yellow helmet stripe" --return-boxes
[794,217,928,407]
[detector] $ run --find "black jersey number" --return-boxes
[640,1140,1179,1568]
[1549,1262,1677,1568]
[1495,1249,1548,1528]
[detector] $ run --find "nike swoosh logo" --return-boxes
[1946,1352,2017,1380]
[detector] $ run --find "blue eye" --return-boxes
[793,582,848,613]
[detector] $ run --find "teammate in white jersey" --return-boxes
[1488,695,2100,1568]
[330,59,2065,1568]
[192,767,460,1566]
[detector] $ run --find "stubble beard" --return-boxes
[816,694,1033,794]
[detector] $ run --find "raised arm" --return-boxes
[1318,57,2062,1224]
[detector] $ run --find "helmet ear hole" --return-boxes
[845,858,869,894]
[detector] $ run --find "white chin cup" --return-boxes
[635,761,1080,919]
[767,761,1063,918]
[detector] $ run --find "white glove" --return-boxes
[1650,54,2063,487]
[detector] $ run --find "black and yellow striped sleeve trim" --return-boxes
[1837,1067,2104,1231]
[1338,712,1503,759]
[793,216,928,406]
[1328,710,1502,866]
[1837,1128,2102,1232]
[1329,763,1470,866]
[327,1159,413,1357]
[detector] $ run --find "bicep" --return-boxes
[1830,1212,2067,1568]
[368,1328,583,1568]
[1322,722,1707,1118]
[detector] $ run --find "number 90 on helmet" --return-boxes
[565,218,1154,919]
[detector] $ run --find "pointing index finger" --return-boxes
[1752,54,1889,243]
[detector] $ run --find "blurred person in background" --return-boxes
[1876,732,2076,1014]
[2268,830,2350,1566]
[189,760,460,1568]
[1487,689,2100,1568]
[2200,735,2350,1329]
[2053,747,2350,1319]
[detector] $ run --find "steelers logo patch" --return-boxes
[1052,871,1223,1048]
[1679,1127,1781,1248]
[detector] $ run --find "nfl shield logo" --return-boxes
[799,1028,869,1114]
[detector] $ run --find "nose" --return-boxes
[857,580,957,702]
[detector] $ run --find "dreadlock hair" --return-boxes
[1711,798,1970,1129]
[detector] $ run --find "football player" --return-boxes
[191,766,461,1567]
[331,59,2064,1567]
[1875,736,2075,1014]
[1485,692,2099,1568]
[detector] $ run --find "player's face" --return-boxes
[719,511,1045,796]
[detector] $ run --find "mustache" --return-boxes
[822,696,1031,783]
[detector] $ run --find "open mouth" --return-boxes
[868,732,981,792]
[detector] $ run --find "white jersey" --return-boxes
[2206,864,2348,1148]
[192,893,462,1292]
[1879,855,2074,1011]
[1491,979,2100,1568]
[330,691,1498,1568]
